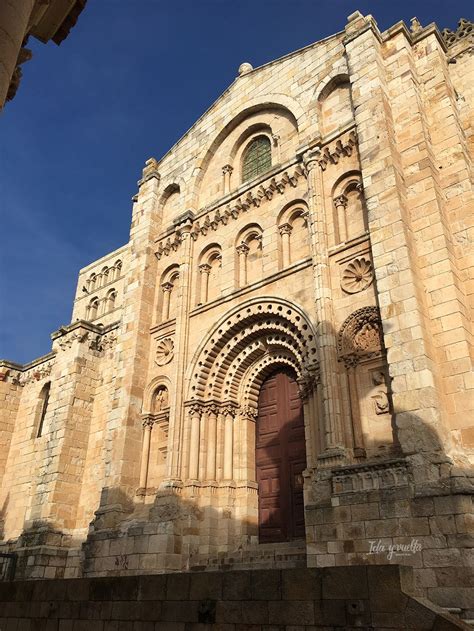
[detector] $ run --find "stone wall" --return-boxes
[0,566,469,630]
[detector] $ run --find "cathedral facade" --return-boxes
[0,12,472,614]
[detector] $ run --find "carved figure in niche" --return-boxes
[354,323,382,353]
[153,386,169,413]
[371,370,390,415]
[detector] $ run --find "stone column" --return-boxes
[303,149,345,460]
[236,243,249,287]
[139,418,154,489]
[166,211,195,480]
[188,404,202,481]
[222,164,233,195]
[344,357,365,457]
[161,282,173,320]
[278,223,293,267]
[206,404,218,481]
[223,405,235,481]
[198,263,211,304]
[334,194,348,243]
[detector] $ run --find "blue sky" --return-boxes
[0,1,471,364]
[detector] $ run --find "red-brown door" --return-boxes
[256,369,306,543]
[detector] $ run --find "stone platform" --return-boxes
[0,565,470,630]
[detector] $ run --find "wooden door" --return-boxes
[256,369,306,542]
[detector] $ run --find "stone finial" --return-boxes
[238,62,253,76]
[138,157,160,188]
[410,17,422,33]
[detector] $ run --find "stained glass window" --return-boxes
[242,136,271,182]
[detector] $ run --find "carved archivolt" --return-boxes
[155,338,174,366]
[341,257,373,294]
[188,298,318,408]
[337,306,384,365]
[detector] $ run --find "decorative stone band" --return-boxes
[51,320,119,354]
[0,357,55,386]
[441,18,473,48]
[155,164,307,259]
[331,458,409,494]
[185,401,239,418]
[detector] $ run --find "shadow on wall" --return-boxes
[0,314,472,602]
[0,493,8,541]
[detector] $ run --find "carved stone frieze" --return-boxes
[337,306,384,365]
[331,459,409,494]
[341,256,373,294]
[16,362,54,386]
[89,331,117,352]
[304,131,357,172]
[156,164,306,259]
[55,330,90,351]
[155,338,174,366]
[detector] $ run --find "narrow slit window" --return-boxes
[36,382,51,438]
[242,136,271,182]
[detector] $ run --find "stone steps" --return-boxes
[445,607,474,628]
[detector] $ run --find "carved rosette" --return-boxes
[155,338,174,366]
[341,257,373,294]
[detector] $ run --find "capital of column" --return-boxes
[221,403,238,419]
[222,164,233,175]
[278,223,293,236]
[239,404,258,421]
[334,194,348,209]
[205,403,219,417]
[236,242,250,256]
[302,148,322,172]
[342,353,360,369]
[198,263,212,275]
[161,281,174,293]
[189,402,204,417]
[142,416,154,429]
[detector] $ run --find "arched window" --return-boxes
[88,273,97,292]
[35,382,51,438]
[242,136,271,183]
[113,260,122,280]
[87,297,99,320]
[106,289,117,313]
[101,267,109,287]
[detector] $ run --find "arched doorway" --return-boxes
[256,369,306,543]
